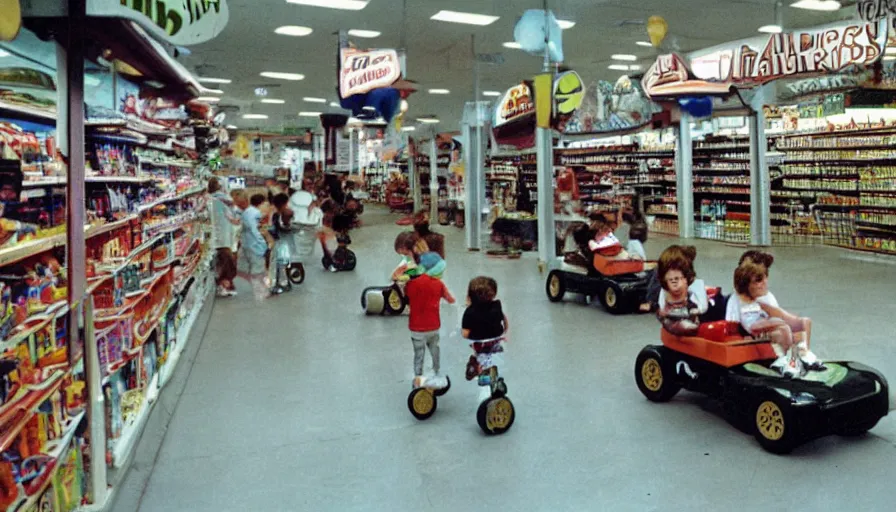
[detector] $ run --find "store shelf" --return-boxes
[111,372,160,468]
[0,216,137,268]
[0,369,69,453]
[137,186,204,213]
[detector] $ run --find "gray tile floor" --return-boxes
[115,206,896,512]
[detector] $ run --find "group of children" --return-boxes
[391,228,509,389]
[654,245,822,378]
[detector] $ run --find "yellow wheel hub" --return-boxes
[756,401,785,441]
[486,398,513,430]
[388,291,402,310]
[412,390,434,414]
[641,358,663,392]
[549,276,560,296]
[605,288,617,307]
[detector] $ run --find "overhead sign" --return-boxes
[857,0,896,22]
[91,0,230,46]
[563,75,662,135]
[642,53,731,98]
[338,48,402,99]
[494,83,534,127]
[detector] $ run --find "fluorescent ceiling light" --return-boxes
[0,50,9,58]
[226,125,238,129]
[299,111,322,116]
[608,64,630,71]
[885,56,896,61]
[196,96,221,103]
[611,54,638,62]
[790,1,841,11]
[628,64,642,71]
[402,126,416,131]
[556,20,575,29]
[242,114,268,119]
[483,91,502,97]
[503,41,522,49]
[428,89,450,94]
[286,0,368,10]
[430,10,499,26]
[362,106,377,111]
[419,118,440,124]
[261,99,286,104]
[348,29,381,38]
[636,41,653,47]
[275,26,313,37]
[260,71,305,81]
[203,88,224,94]
[304,97,327,103]
[330,101,341,107]
[886,47,896,55]
[198,77,231,84]
[758,24,783,34]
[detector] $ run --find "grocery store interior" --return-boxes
[0,0,895,511]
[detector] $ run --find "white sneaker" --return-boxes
[224,289,237,297]
[800,350,825,371]
[770,356,789,373]
[216,286,229,297]
[428,373,448,389]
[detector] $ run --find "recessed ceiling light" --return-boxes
[556,20,575,29]
[419,118,440,124]
[503,41,522,49]
[260,71,305,81]
[0,50,9,58]
[196,96,221,103]
[299,111,322,117]
[611,54,638,62]
[348,29,381,38]
[430,10,499,26]
[758,24,783,34]
[790,0,841,11]
[608,64,630,71]
[428,89,450,94]
[286,0,368,10]
[402,126,416,131]
[304,97,327,103]
[242,114,269,119]
[483,91,502,97]
[330,101,341,107]
[226,125,238,130]
[261,99,286,104]
[275,26,313,37]
[198,77,231,84]
[636,41,653,47]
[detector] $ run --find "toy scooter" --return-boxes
[466,336,515,435]
[407,374,452,420]
[361,281,406,315]
[321,233,356,272]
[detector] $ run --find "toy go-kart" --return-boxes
[635,305,889,454]
[546,253,653,314]
[360,282,407,315]
[321,233,356,272]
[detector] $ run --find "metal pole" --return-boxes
[675,113,694,238]
[463,104,484,250]
[750,110,771,246]
[472,34,479,102]
[409,136,420,211]
[430,136,438,223]
[535,0,555,270]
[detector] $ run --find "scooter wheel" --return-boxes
[287,263,305,284]
[433,376,451,397]
[476,396,515,435]
[343,250,357,271]
[408,388,437,420]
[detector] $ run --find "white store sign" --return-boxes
[89,0,230,46]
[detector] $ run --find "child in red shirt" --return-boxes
[405,273,455,386]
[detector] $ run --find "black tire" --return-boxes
[286,263,305,284]
[836,418,882,437]
[634,347,681,402]
[433,376,451,397]
[476,396,515,435]
[383,286,406,315]
[343,250,357,271]
[321,254,332,269]
[599,281,626,315]
[408,388,437,420]
[545,271,566,303]
[753,395,798,454]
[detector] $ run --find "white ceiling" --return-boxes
[182,0,858,133]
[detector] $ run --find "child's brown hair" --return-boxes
[738,250,774,269]
[250,193,266,207]
[394,231,418,254]
[629,222,648,243]
[468,276,498,305]
[734,261,768,297]
[657,245,697,291]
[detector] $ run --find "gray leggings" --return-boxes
[411,330,440,376]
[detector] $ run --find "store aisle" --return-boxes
[115,206,896,512]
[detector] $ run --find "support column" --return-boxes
[535,126,554,268]
[430,137,438,223]
[749,109,771,246]
[409,136,421,211]
[463,102,487,250]
[675,113,694,239]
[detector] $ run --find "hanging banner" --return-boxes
[494,83,535,127]
[857,0,896,23]
[89,0,230,46]
[338,48,402,99]
[642,53,732,99]
[561,75,662,135]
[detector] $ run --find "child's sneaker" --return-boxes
[800,350,826,372]
[216,286,230,297]
[770,356,789,374]
[465,355,480,381]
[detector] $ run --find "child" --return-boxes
[655,245,707,336]
[729,261,803,378]
[269,193,296,292]
[627,222,648,261]
[237,193,274,300]
[405,263,455,387]
[391,232,445,282]
[461,276,510,385]
[209,178,240,297]
[587,212,628,258]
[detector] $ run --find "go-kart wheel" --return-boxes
[343,250,357,271]
[634,347,680,402]
[599,282,626,315]
[408,388,437,420]
[383,286,406,315]
[286,263,305,284]
[433,376,451,396]
[545,271,566,303]
[753,395,797,454]
[477,396,515,435]
[836,418,882,437]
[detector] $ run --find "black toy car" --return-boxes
[545,257,652,314]
[635,323,889,454]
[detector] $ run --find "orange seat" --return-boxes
[661,321,776,368]
[593,255,645,276]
